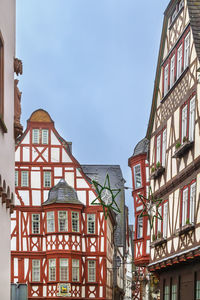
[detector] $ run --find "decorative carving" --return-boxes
[14,58,23,75]
[14,79,23,139]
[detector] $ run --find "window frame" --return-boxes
[72,259,80,282]
[133,164,142,189]
[137,216,143,239]
[180,94,196,143]
[58,211,68,232]
[43,171,51,188]
[181,180,196,227]
[32,129,40,144]
[87,260,96,283]
[87,214,96,234]
[155,128,167,167]
[32,214,40,234]
[15,170,18,187]
[59,258,69,282]
[32,259,40,282]
[47,211,55,233]
[71,211,79,233]
[21,171,29,187]
[49,258,56,281]
[42,129,49,144]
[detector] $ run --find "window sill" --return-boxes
[152,237,167,247]
[172,141,194,158]
[178,224,195,235]
[0,115,7,133]
[151,166,165,180]
[161,67,189,104]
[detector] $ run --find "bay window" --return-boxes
[87,214,95,234]
[72,259,79,282]
[58,211,68,232]
[49,259,56,281]
[60,259,69,281]
[47,211,55,232]
[72,212,79,232]
[137,216,143,238]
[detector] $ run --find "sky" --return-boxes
[16,0,169,225]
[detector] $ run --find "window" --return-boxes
[87,214,95,234]
[0,34,4,120]
[181,96,195,143]
[42,129,49,144]
[177,44,183,78]
[170,55,175,88]
[32,260,40,282]
[32,129,39,144]
[157,206,162,234]
[88,260,96,282]
[184,32,190,69]
[155,129,167,167]
[190,182,196,224]
[32,214,40,234]
[171,284,177,300]
[196,280,200,300]
[60,259,69,281]
[72,259,79,282]
[163,203,168,238]
[181,181,196,226]
[164,285,170,300]
[15,171,18,187]
[21,171,28,187]
[49,259,56,281]
[133,164,142,189]
[137,216,143,238]
[44,171,51,188]
[58,211,68,232]
[72,212,79,232]
[47,211,55,232]
[170,0,184,26]
[164,64,169,96]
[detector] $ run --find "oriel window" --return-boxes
[49,259,56,281]
[88,260,96,282]
[47,211,55,233]
[60,258,69,281]
[58,211,68,232]
[72,259,79,282]
[133,164,142,189]
[72,212,79,232]
[87,214,95,234]
[32,260,40,282]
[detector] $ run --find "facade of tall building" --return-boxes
[0,0,22,299]
[131,0,200,299]
[12,109,126,300]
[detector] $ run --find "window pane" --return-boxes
[42,129,49,144]
[32,129,39,144]
[182,188,188,226]
[190,182,196,224]
[164,64,169,96]
[184,32,190,69]
[157,206,162,233]
[21,171,28,187]
[177,44,183,78]
[32,260,40,282]
[162,129,167,167]
[58,211,68,232]
[88,260,96,282]
[60,259,69,281]
[163,203,168,238]
[137,216,143,238]
[182,105,188,142]
[49,259,56,281]
[134,164,142,189]
[32,214,40,234]
[44,171,51,188]
[164,285,170,300]
[87,214,95,234]
[196,280,200,300]
[72,259,79,281]
[72,212,79,232]
[15,170,18,187]
[156,135,161,164]
[189,97,195,142]
[171,284,177,300]
[47,211,55,232]
[170,55,175,88]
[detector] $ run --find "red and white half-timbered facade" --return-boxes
[11,109,117,300]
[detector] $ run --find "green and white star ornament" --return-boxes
[91,174,121,219]
[138,186,163,229]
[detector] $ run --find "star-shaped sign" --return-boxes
[138,186,163,229]
[91,174,121,219]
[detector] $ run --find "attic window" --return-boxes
[169,0,184,27]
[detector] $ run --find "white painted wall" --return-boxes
[0,0,16,299]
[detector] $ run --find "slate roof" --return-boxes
[81,165,126,247]
[132,138,149,157]
[43,179,82,206]
[187,0,200,63]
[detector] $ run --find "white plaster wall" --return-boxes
[0,0,16,299]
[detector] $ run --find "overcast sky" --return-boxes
[16,0,169,225]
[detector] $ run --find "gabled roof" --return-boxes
[146,0,200,139]
[43,179,83,206]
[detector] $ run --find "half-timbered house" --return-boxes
[12,109,126,300]
[138,0,200,299]
[128,138,150,300]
